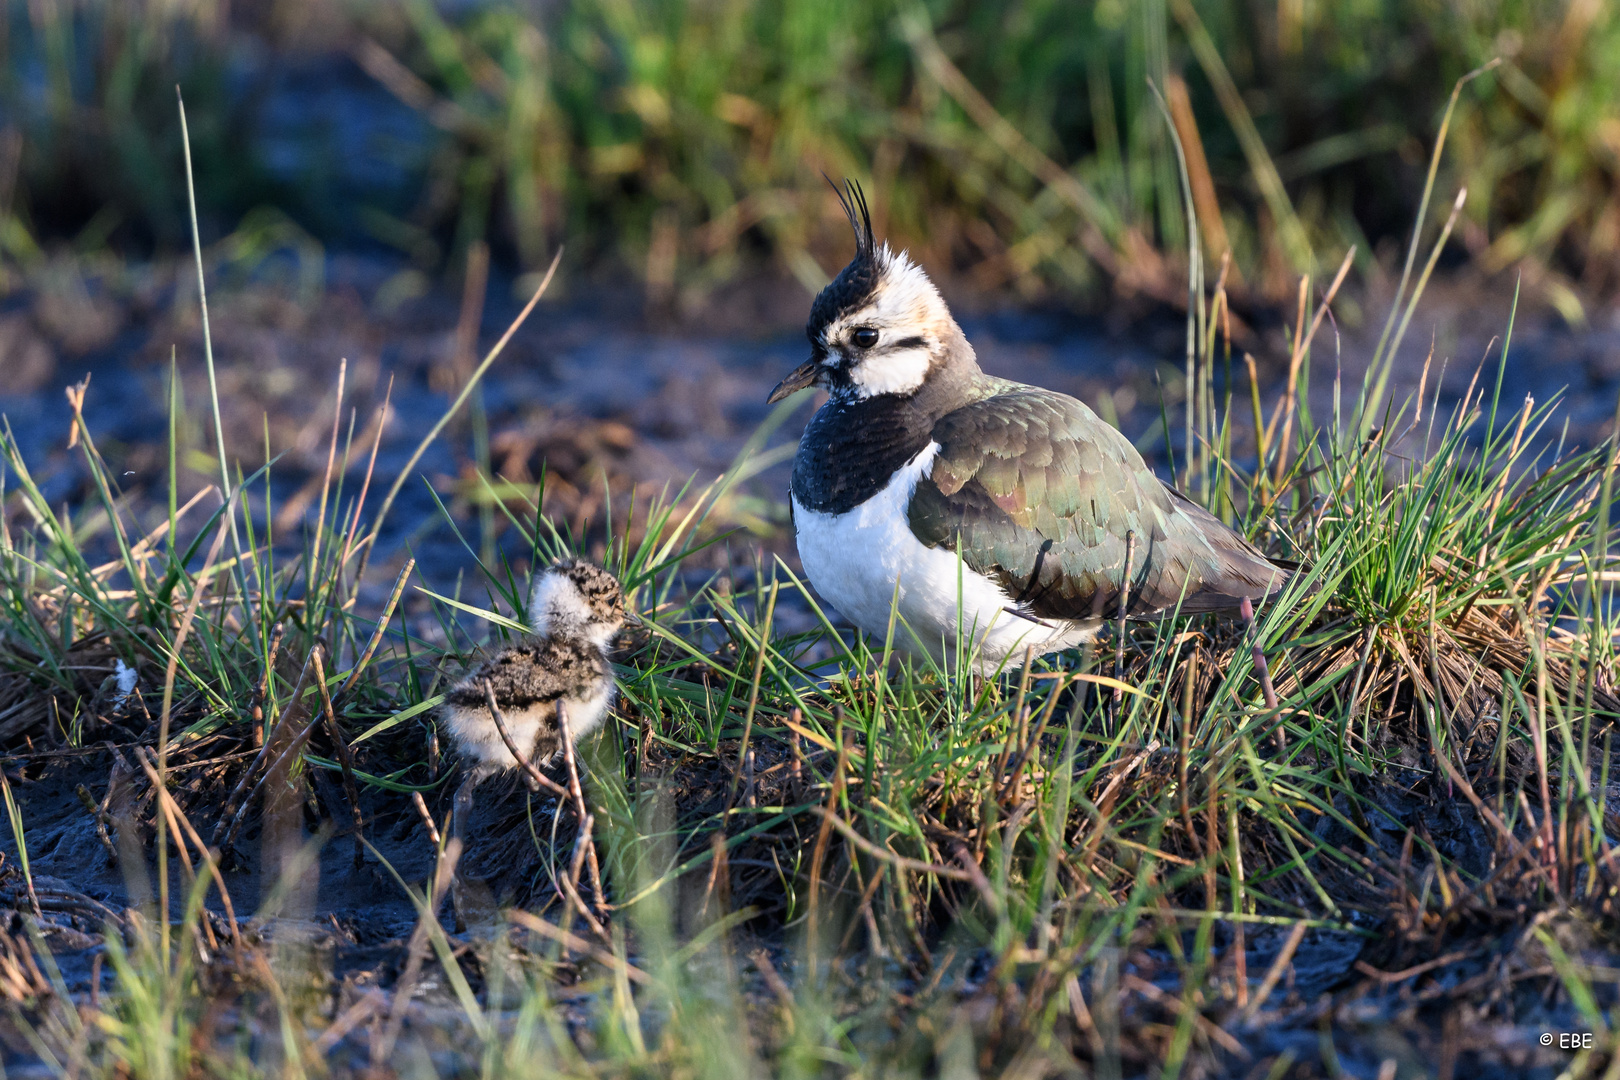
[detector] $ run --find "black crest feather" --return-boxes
[829,175,875,258]
[808,176,882,345]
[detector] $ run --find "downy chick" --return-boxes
[442,558,625,790]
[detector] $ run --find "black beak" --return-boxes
[767,359,820,404]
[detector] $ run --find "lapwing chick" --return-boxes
[769,181,1291,675]
[442,558,625,807]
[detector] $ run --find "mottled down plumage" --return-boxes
[443,636,613,768]
[442,558,624,781]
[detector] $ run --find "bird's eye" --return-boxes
[851,327,879,348]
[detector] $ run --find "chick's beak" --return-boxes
[766,359,820,404]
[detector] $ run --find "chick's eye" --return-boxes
[852,327,879,348]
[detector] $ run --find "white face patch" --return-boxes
[528,570,593,636]
[849,345,932,397]
[527,570,621,646]
[820,247,959,400]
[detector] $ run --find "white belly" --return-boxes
[792,442,1094,674]
[559,682,614,743]
[444,681,614,773]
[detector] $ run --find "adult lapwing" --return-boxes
[769,181,1289,674]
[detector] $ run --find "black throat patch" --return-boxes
[790,375,970,515]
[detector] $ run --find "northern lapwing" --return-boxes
[769,181,1289,674]
[443,558,624,799]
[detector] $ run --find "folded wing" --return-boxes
[906,387,1289,622]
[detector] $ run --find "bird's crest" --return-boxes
[807,177,887,341]
[828,175,876,262]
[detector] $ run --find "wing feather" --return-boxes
[909,388,1289,622]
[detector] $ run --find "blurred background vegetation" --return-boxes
[0,0,1616,316]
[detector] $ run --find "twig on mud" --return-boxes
[557,702,606,919]
[74,784,118,863]
[1065,974,1106,1063]
[0,886,122,929]
[1354,948,1476,985]
[1238,918,1308,1021]
[749,948,797,1014]
[312,647,365,869]
[133,746,240,947]
[508,909,650,985]
[568,813,596,920]
[950,841,1003,913]
[556,850,608,944]
[1125,973,1249,1058]
[813,807,974,881]
[410,792,442,848]
[0,745,118,765]
[314,990,388,1055]
[834,862,888,959]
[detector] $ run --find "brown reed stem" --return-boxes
[557,701,606,920]
[215,644,317,846]
[1240,596,1280,717]
[134,745,240,949]
[334,557,416,703]
[251,622,285,747]
[312,647,365,869]
[410,792,442,849]
[480,680,568,800]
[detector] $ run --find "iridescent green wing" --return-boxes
[907,387,1285,621]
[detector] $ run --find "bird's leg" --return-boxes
[1111,530,1137,733]
[1239,597,1284,752]
[451,772,481,844]
[447,770,499,932]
